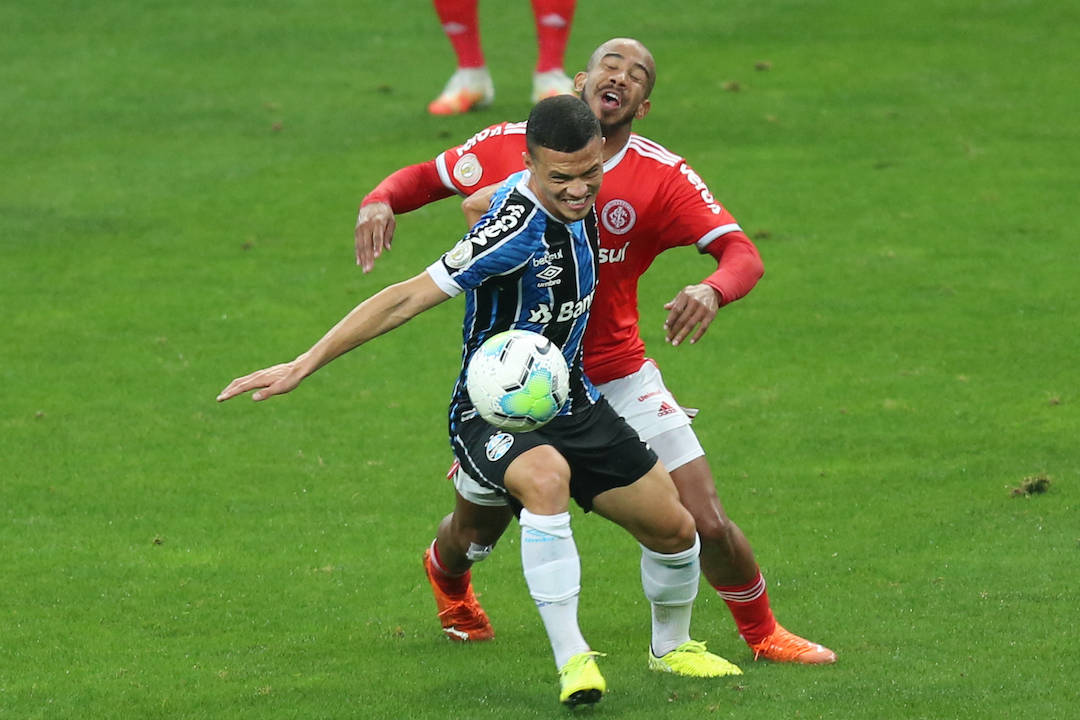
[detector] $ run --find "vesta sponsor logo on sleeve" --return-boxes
[468,204,527,245]
[679,164,724,215]
[456,122,527,157]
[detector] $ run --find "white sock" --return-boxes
[640,535,701,657]
[519,509,589,668]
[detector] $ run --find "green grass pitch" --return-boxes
[2,1,1077,717]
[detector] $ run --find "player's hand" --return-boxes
[355,202,396,273]
[462,184,499,228]
[663,283,721,346]
[216,361,305,403]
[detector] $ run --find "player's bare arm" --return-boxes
[461,184,500,227]
[663,283,720,347]
[355,201,397,272]
[217,272,450,402]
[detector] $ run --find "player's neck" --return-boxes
[601,125,633,161]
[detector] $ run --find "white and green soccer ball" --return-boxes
[466,329,569,431]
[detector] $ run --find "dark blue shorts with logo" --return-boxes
[450,396,658,512]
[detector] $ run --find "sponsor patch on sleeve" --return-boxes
[445,238,474,269]
[453,153,483,188]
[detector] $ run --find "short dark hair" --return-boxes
[525,95,601,157]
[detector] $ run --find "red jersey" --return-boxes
[366,121,764,384]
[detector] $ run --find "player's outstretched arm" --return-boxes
[217,272,451,402]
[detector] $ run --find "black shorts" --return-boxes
[451,396,658,512]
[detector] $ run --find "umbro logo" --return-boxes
[536,265,563,287]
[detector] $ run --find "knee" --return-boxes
[669,460,735,548]
[647,507,697,555]
[671,511,698,551]
[505,446,571,512]
[692,505,735,546]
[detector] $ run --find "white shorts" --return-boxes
[452,360,705,506]
[597,361,704,472]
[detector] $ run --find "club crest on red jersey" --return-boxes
[600,199,637,235]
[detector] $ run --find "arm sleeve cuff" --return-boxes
[425,261,463,298]
[699,230,764,305]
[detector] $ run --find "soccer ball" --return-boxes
[466,329,570,431]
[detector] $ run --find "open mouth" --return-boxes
[600,90,622,110]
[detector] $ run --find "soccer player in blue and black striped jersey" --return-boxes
[217,96,722,707]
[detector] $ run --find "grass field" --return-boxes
[2,1,1077,717]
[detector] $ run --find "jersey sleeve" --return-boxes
[657,160,744,250]
[655,160,763,304]
[434,121,529,196]
[426,174,537,293]
[361,160,455,213]
[699,229,764,305]
[361,121,528,213]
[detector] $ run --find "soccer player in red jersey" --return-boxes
[428,0,576,114]
[357,38,836,665]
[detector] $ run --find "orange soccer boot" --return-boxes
[423,547,494,642]
[750,623,836,664]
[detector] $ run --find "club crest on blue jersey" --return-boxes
[485,431,515,462]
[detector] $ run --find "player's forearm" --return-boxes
[362,160,455,214]
[297,274,446,375]
[702,232,764,305]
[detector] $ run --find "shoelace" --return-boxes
[674,640,707,655]
[438,599,483,624]
[560,651,605,676]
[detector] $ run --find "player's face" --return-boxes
[575,40,654,130]
[524,135,605,223]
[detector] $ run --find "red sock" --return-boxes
[433,0,485,68]
[430,540,471,595]
[530,0,575,72]
[714,570,777,646]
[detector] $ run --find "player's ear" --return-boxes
[522,150,534,172]
[573,71,587,94]
[635,98,651,121]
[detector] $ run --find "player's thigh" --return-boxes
[590,461,696,554]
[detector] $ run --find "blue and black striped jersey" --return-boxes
[426,170,601,431]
